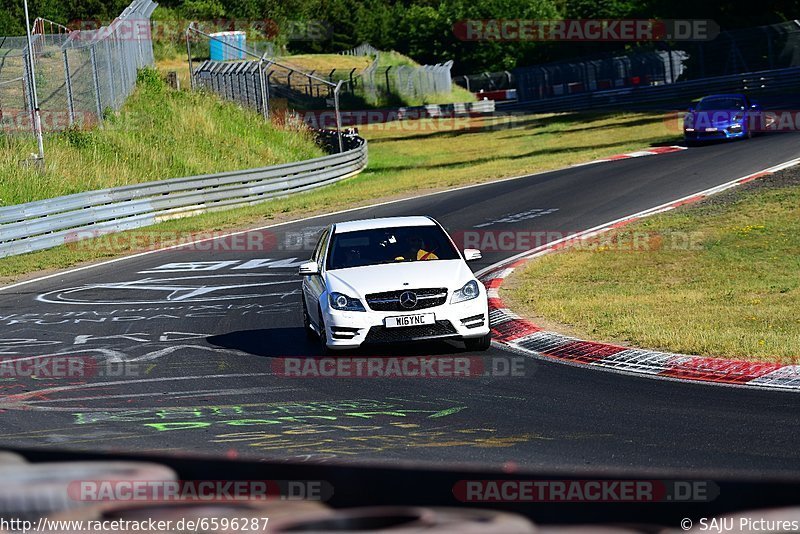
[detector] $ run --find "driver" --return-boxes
[407,235,438,261]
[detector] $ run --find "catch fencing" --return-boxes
[359,58,454,104]
[0,131,366,258]
[513,20,800,104]
[0,0,157,135]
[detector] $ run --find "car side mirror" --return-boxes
[298,261,319,276]
[463,248,482,261]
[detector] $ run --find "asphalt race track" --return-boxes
[1,134,799,475]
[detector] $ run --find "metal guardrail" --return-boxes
[0,132,367,258]
[500,66,800,113]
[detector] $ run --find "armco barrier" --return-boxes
[501,65,800,113]
[0,132,366,258]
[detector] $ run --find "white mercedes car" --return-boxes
[299,216,491,352]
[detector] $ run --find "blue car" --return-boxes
[683,94,761,144]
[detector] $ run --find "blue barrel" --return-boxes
[209,31,246,61]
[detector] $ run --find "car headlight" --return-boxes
[451,280,480,304]
[329,292,366,312]
[729,124,742,131]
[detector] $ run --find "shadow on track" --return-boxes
[207,328,470,358]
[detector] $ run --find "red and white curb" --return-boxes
[571,145,686,167]
[478,156,800,391]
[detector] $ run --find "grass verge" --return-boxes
[1,110,678,282]
[502,166,800,364]
[0,69,324,206]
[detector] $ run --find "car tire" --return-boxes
[302,298,316,340]
[464,333,492,351]
[317,305,332,355]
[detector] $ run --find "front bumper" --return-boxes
[684,125,745,140]
[321,294,490,349]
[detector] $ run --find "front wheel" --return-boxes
[317,305,332,355]
[302,297,315,340]
[464,333,492,351]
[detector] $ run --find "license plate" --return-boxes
[384,313,435,328]
[704,127,718,132]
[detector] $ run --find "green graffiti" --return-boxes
[429,406,467,418]
[144,421,212,432]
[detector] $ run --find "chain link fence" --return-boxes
[0,0,156,136]
[359,59,453,104]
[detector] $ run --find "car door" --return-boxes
[303,226,330,327]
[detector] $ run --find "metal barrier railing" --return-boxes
[0,132,367,258]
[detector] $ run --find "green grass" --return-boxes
[0,69,323,206]
[502,169,800,363]
[0,109,679,280]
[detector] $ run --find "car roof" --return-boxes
[334,216,436,234]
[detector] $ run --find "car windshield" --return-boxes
[327,225,460,269]
[697,97,745,110]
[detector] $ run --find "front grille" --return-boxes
[366,287,448,312]
[364,320,457,344]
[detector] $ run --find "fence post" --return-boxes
[308,69,314,96]
[21,48,35,136]
[105,38,116,109]
[334,80,343,153]
[463,75,470,92]
[89,44,104,122]
[384,66,392,95]
[349,68,356,91]
[258,55,271,121]
[61,50,75,126]
[186,25,195,90]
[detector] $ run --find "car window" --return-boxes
[327,225,460,270]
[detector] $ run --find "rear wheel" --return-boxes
[464,333,492,351]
